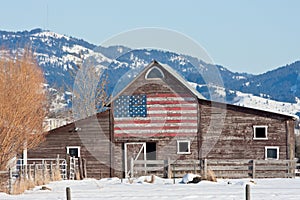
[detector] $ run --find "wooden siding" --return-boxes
[28,111,112,179]
[199,100,295,160]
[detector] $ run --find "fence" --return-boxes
[18,157,67,180]
[130,158,298,179]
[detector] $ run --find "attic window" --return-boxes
[145,66,164,79]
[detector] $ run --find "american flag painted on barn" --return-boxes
[113,93,198,137]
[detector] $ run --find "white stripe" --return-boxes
[147,104,198,108]
[115,129,198,134]
[115,123,198,128]
[114,116,197,121]
[148,110,197,114]
[147,97,196,101]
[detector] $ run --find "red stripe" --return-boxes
[114,126,197,131]
[147,113,198,117]
[114,133,197,137]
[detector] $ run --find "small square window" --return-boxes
[265,146,279,160]
[177,140,191,154]
[66,146,81,158]
[253,126,268,140]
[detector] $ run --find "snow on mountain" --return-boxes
[233,91,300,118]
[1,29,300,120]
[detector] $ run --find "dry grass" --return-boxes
[75,171,80,180]
[201,169,217,182]
[12,178,36,195]
[144,175,156,183]
[52,168,62,181]
[206,170,217,182]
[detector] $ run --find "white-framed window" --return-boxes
[253,125,268,140]
[145,66,164,79]
[265,146,279,160]
[66,146,81,158]
[177,140,191,154]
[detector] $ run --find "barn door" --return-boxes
[124,142,146,178]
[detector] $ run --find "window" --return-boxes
[177,140,191,154]
[265,146,279,160]
[253,125,268,139]
[66,146,81,158]
[145,66,164,79]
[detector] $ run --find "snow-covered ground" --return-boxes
[1,176,300,200]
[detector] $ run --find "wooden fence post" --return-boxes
[82,158,87,178]
[8,168,12,195]
[130,157,134,178]
[172,161,176,184]
[24,164,28,180]
[167,157,171,179]
[50,161,53,181]
[203,159,207,180]
[66,154,70,180]
[34,163,37,182]
[252,160,256,179]
[164,158,171,178]
[28,164,32,181]
[43,161,47,183]
[78,158,83,180]
[66,187,71,200]
[245,184,250,200]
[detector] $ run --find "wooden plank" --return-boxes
[171,167,201,171]
[134,167,165,171]
[134,160,165,165]
[255,160,290,165]
[207,159,250,165]
[209,166,249,171]
[255,166,288,171]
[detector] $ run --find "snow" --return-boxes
[233,75,246,80]
[181,173,200,184]
[188,81,300,118]
[32,31,70,41]
[1,177,300,199]
[234,91,300,118]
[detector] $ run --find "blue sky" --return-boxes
[1,0,299,74]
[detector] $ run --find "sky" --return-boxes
[0,0,300,74]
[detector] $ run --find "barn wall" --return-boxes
[28,111,112,179]
[199,100,294,160]
[113,64,199,140]
[111,63,201,178]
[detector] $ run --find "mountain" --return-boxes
[0,29,300,118]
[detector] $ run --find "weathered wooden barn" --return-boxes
[27,60,296,179]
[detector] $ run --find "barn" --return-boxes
[27,60,296,179]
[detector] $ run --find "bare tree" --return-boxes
[59,54,110,121]
[0,49,47,170]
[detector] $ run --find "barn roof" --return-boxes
[107,60,206,105]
